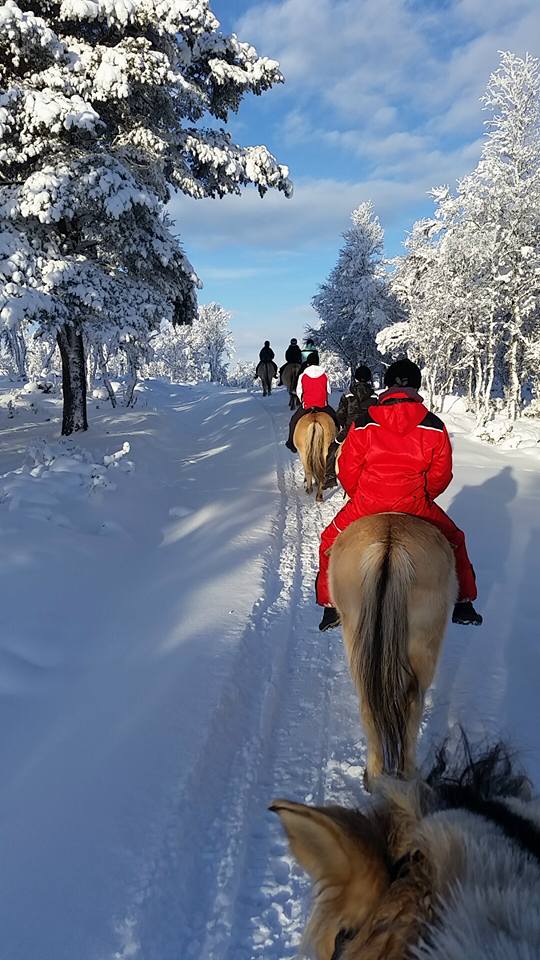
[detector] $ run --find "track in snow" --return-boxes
[112,391,366,960]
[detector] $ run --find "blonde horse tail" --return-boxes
[306,420,326,488]
[350,528,416,774]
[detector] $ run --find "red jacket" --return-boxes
[297,365,330,408]
[337,387,453,509]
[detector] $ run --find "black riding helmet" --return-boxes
[384,358,421,390]
[354,365,372,383]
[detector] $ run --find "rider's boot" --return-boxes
[452,600,483,625]
[319,606,341,631]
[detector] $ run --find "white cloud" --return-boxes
[197,265,278,281]
[170,176,427,252]
[168,2,539,260]
[237,0,540,154]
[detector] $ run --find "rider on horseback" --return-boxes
[299,338,320,375]
[317,359,483,631]
[324,365,378,489]
[285,357,339,452]
[258,340,277,374]
[278,338,303,383]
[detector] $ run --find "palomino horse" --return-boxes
[294,411,336,502]
[281,361,301,410]
[329,513,457,782]
[256,360,276,396]
[272,735,538,960]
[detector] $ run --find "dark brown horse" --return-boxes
[281,362,301,409]
[256,360,276,396]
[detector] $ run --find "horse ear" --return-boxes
[270,800,352,883]
[271,800,392,957]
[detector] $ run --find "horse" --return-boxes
[271,735,539,960]
[329,513,457,783]
[256,360,277,396]
[294,411,336,502]
[281,361,301,410]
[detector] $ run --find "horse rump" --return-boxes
[329,513,456,779]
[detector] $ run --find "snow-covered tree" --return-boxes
[190,302,233,382]
[461,51,540,418]
[382,52,540,420]
[317,348,350,391]
[143,322,197,383]
[310,202,394,375]
[226,360,257,389]
[0,0,291,434]
[143,301,233,383]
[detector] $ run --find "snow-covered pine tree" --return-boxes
[0,0,291,433]
[310,202,392,375]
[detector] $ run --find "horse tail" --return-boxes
[306,420,326,486]
[350,527,417,774]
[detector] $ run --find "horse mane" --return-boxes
[424,729,532,809]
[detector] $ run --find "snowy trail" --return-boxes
[2,381,540,960]
[117,391,363,960]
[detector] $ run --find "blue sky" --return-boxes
[169,0,540,362]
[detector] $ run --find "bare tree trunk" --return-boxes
[506,332,521,421]
[96,344,117,408]
[124,343,138,407]
[466,364,474,409]
[7,330,27,380]
[42,341,57,374]
[57,324,88,435]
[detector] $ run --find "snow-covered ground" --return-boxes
[0,379,539,960]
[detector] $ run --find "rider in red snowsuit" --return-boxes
[317,359,482,630]
[285,361,339,452]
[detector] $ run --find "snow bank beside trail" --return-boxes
[472,418,540,450]
[0,437,133,523]
[437,394,540,452]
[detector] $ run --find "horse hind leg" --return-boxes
[304,459,313,494]
[402,685,424,779]
[360,699,384,789]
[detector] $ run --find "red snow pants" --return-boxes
[316,498,477,607]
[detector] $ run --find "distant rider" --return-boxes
[316,358,483,631]
[285,357,339,452]
[279,338,303,383]
[298,338,319,375]
[324,365,378,489]
[256,340,278,378]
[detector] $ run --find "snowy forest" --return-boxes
[2,37,538,428]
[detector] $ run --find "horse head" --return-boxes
[272,735,539,960]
